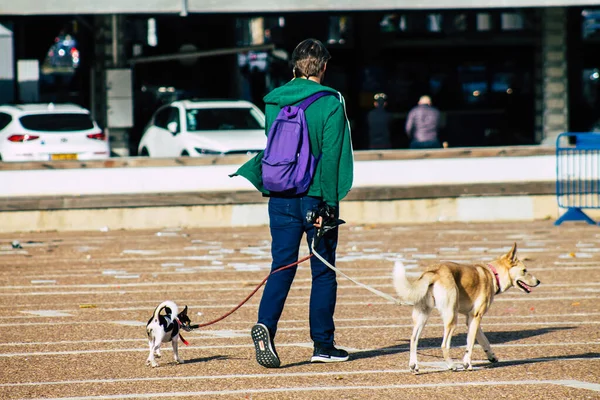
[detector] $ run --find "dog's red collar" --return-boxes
[487,264,501,295]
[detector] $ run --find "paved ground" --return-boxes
[0,220,599,399]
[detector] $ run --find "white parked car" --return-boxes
[138,99,267,157]
[0,103,109,162]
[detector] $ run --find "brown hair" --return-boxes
[291,38,331,79]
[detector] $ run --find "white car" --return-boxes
[138,99,267,157]
[0,103,109,162]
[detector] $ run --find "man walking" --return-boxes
[405,95,447,149]
[366,92,392,150]
[230,38,354,368]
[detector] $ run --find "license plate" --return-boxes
[51,153,78,160]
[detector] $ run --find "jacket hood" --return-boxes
[263,78,339,107]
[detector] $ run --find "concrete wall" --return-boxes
[2,194,598,233]
[0,155,556,197]
[0,153,573,233]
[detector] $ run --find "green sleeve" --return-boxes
[264,104,279,135]
[320,102,345,207]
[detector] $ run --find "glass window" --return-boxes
[328,16,352,45]
[186,108,264,131]
[153,107,172,129]
[458,65,488,104]
[429,74,445,96]
[501,12,524,31]
[428,14,443,33]
[147,18,158,47]
[582,68,600,108]
[452,13,468,32]
[19,113,94,132]
[583,9,600,41]
[0,112,12,130]
[477,13,492,31]
[491,72,514,93]
[379,14,406,32]
[167,108,180,131]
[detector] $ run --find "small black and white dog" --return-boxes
[146,301,192,367]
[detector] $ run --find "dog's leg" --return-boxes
[463,313,483,371]
[150,340,162,367]
[147,338,159,367]
[409,306,430,373]
[474,324,498,364]
[435,283,458,371]
[440,308,458,371]
[146,339,153,366]
[172,336,184,364]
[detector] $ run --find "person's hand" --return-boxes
[442,141,449,149]
[313,216,323,229]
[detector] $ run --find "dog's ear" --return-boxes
[505,242,518,264]
[181,305,188,315]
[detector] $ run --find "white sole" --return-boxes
[310,355,349,363]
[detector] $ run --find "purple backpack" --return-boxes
[262,91,336,194]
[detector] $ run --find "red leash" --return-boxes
[184,254,313,336]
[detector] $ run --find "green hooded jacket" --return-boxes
[230,78,354,206]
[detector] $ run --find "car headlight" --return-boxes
[194,148,222,155]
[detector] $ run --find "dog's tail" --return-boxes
[152,300,179,322]
[392,261,434,305]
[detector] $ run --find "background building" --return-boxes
[0,1,599,154]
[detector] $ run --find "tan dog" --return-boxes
[393,243,540,373]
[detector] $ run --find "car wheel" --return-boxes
[181,150,189,157]
[140,147,149,157]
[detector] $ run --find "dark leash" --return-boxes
[184,253,313,334]
[178,207,401,342]
[182,209,344,335]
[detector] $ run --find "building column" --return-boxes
[0,23,15,105]
[93,14,131,157]
[537,7,569,146]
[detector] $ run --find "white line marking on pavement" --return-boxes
[4,310,598,324]
[560,380,600,392]
[0,342,306,357]
[17,379,600,399]
[101,270,127,275]
[20,310,73,317]
[1,338,597,352]
[0,332,598,358]
[3,360,600,389]
[113,320,146,327]
[196,330,247,339]
[2,277,600,292]
[2,281,599,299]
[9,262,600,280]
[121,250,162,255]
[92,295,600,310]
[30,280,56,285]
[1,297,599,326]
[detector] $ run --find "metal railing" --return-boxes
[555,132,600,226]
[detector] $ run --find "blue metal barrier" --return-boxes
[555,132,600,226]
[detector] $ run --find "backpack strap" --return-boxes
[297,91,337,111]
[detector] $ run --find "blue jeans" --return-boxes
[410,139,442,149]
[257,196,339,349]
